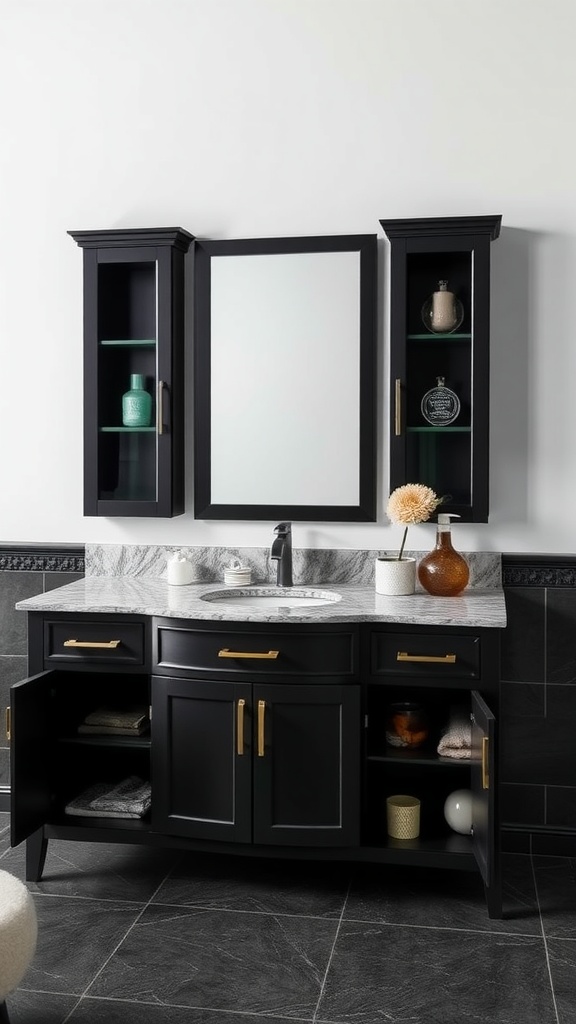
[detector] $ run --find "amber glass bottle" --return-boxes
[418,514,469,596]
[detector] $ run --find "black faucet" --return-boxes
[271,522,293,587]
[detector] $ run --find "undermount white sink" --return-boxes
[200,587,342,609]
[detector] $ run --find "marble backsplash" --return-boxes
[86,544,502,590]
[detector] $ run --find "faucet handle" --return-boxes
[274,522,291,536]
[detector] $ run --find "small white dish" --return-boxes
[224,561,253,586]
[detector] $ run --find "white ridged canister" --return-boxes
[375,557,416,596]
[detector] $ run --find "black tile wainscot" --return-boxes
[501,553,576,856]
[0,545,85,809]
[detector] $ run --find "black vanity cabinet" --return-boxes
[10,611,502,917]
[151,619,360,847]
[380,216,502,522]
[69,227,194,517]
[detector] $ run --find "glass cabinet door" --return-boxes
[69,228,193,517]
[381,216,501,523]
[97,256,158,504]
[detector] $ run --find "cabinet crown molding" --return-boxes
[380,215,502,240]
[68,227,195,252]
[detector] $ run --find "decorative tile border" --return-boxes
[0,546,85,573]
[502,554,576,588]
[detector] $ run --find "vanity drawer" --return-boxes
[154,622,358,679]
[370,631,480,680]
[43,618,147,667]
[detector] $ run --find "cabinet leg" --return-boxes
[484,879,503,919]
[25,828,48,882]
[0,1000,10,1024]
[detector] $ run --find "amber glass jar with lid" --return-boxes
[385,702,429,749]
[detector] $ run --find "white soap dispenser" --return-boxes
[417,513,469,596]
[167,551,194,586]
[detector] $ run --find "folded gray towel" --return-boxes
[78,722,149,736]
[64,777,151,818]
[64,805,143,819]
[82,706,149,730]
[92,776,151,815]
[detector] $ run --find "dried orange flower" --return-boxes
[386,483,442,560]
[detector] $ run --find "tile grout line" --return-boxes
[530,851,561,1024]
[544,587,548,718]
[311,877,351,1023]
[544,587,548,829]
[26,890,532,938]
[59,858,182,1024]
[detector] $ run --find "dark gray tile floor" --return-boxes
[0,814,573,1024]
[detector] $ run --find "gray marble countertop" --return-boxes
[16,577,507,628]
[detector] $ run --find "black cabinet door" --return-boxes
[151,676,252,842]
[252,683,360,847]
[471,689,497,891]
[10,671,55,846]
[153,677,361,849]
[69,227,193,518]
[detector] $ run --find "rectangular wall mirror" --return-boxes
[193,234,377,521]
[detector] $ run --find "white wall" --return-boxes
[1,0,575,554]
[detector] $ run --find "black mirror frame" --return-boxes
[193,233,377,522]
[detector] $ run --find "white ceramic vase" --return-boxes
[443,789,473,834]
[375,557,416,596]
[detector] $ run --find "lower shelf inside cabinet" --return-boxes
[58,735,151,749]
[49,813,151,832]
[362,827,472,856]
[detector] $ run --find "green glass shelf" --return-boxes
[99,339,156,346]
[100,426,156,433]
[407,333,471,341]
[407,426,471,433]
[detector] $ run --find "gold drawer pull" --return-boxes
[5,706,10,743]
[218,649,279,660]
[257,700,266,757]
[396,651,456,664]
[237,699,246,755]
[63,639,121,649]
[482,735,489,790]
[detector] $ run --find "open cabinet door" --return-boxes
[10,671,54,847]
[471,690,501,917]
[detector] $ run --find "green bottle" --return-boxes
[122,374,152,427]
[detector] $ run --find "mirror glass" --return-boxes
[194,235,377,521]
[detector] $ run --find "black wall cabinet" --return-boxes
[69,227,194,517]
[380,216,501,522]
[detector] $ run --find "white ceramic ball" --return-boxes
[443,789,473,834]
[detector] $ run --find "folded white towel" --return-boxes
[437,706,471,759]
